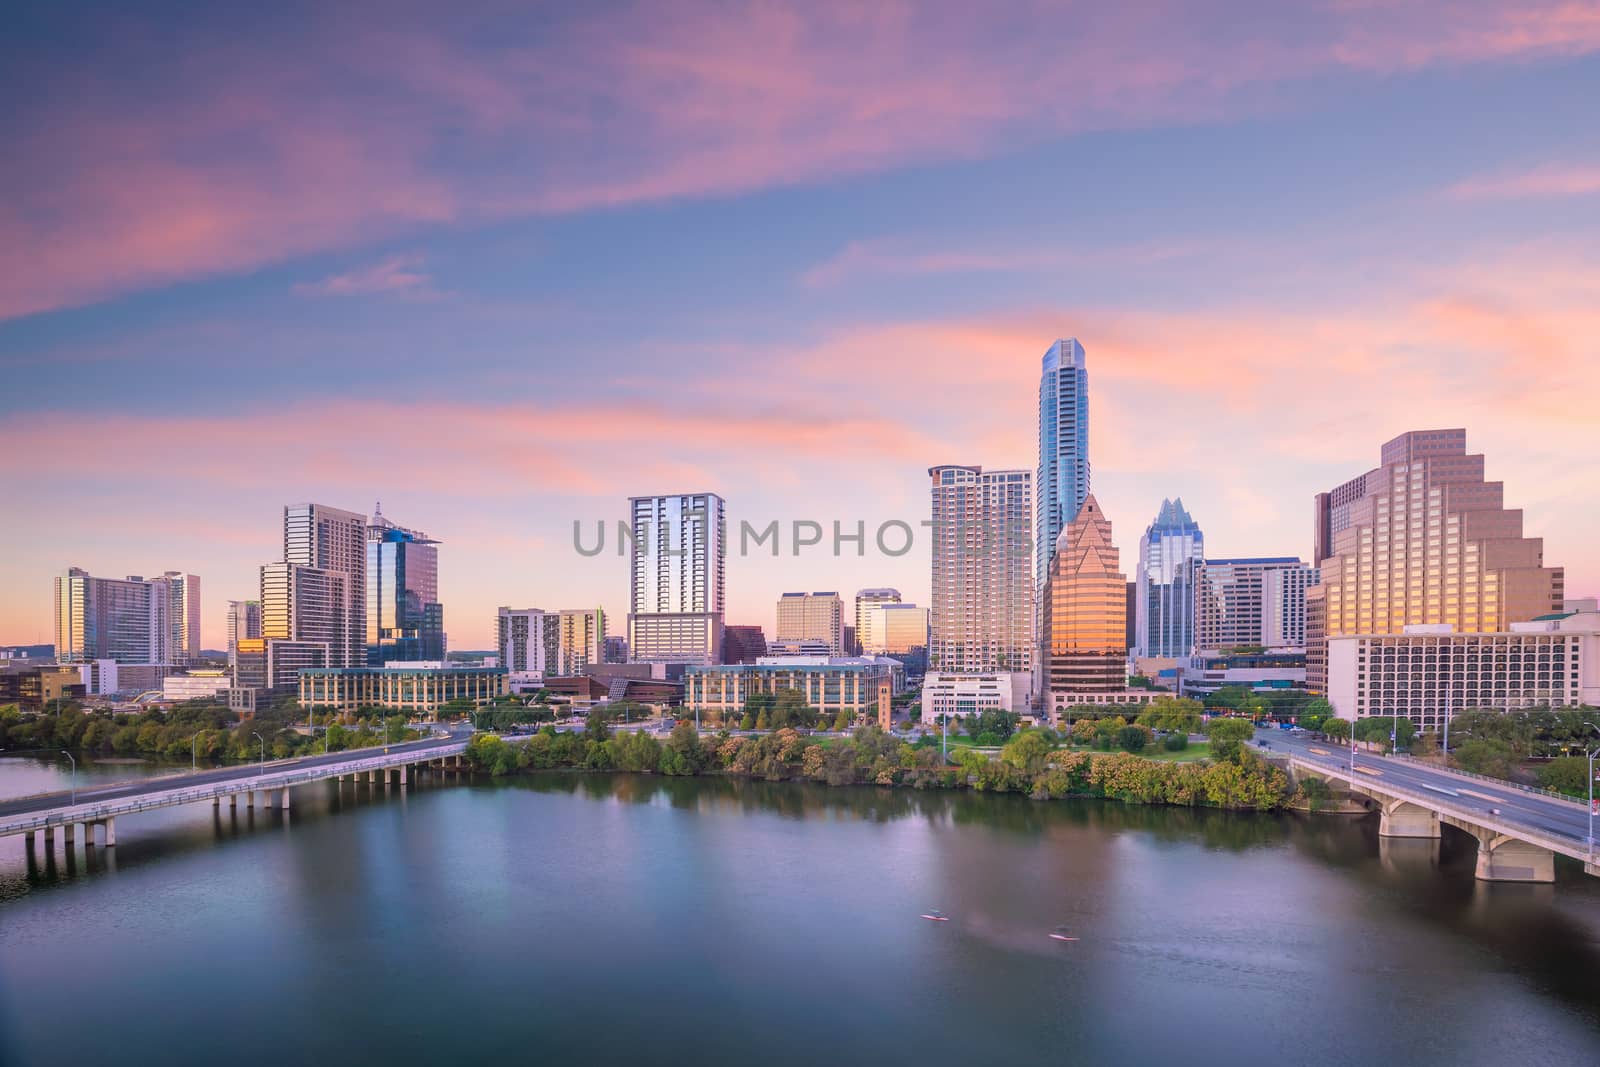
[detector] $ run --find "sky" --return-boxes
[2,0,1598,650]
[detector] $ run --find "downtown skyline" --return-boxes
[4,2,1599,649]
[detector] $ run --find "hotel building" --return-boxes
[1308,429,1564,692]
[929,465,1033,675]
[775,591,844,655]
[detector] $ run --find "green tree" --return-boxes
[1204,717,1254,760]
[1321,718,1352,742]
[1116,725,1148,753]
[1001,731,1051,775]
[1299,698,1333,732]
[660,722,707,776]
[1453,738,1517,779]
[1536,756,1592,798]
[1136,696,1203,735]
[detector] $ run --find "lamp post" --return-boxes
[60,750,76,805]
[189,731,203,771]
[1441,699,1451,766]
[1583,721,1599,860]
[252,731,265,775]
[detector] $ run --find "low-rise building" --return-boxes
[684,656,899,727]
[0,665,86,710]
[1175,651,1307,700]
[298,665,508,717]
[919,672,1024,724]
[1325,612,1600,732]
[161,670,233,702]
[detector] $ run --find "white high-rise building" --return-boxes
[775,592,844,655]
[626,492,726,665]
[929,465,1033,675]
[497,607,605,676]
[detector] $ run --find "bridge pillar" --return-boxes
[280,787,290,810]
[43,825,56,851]
[213,794,220,808]
[24,830,36,850]
[64,823,75,846]
[229,793,238,810]
[81,821,94,845]
[103,818,116,847]
[399,764,408,785]
[1475,833,1555,883]
[1378,799,1441,839]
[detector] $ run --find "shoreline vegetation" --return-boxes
[462,716,1302,813]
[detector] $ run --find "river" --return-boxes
[1,755,1598,1065]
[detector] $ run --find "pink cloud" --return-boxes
[1446,163,1600,199]
[6,2,1599,319]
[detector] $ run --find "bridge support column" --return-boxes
[24,830,36,850]
[229,793,238,810]
[43,825,56,851]
[213,795,220,808]
[81,821,94,845]
[399,764,408,785]
[103,818,116,847]
[280,787,290,810]
[1475,833,1555,883]
[1378,799,1441,839]
[64,823,75,846]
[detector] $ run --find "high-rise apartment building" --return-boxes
[775,592,844,655]
[1307,429,1564,692]
[1196,558,1318,652]
[225,600,261,671]
[54,567,198,668]
[366,507,445,664]
[1036,338,1090,594]
[626,492,726,664]
[1135,498,1203,659]
[929,465,1033,674]
[1042,495,1128,697]
[497,607,605,677]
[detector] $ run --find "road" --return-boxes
[1258,728,1597,848]
[0,733,464,819]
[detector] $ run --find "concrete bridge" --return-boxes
[1264,730,1599,884]
[0,734,472,854]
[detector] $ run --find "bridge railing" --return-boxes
[1382,752,1583,808]
[0,742,466,838]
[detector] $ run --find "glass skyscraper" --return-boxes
[1135,498,1204,659]
[1036,338,1090,595]
[366,509,445,665]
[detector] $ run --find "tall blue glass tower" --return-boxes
[1135,498,1204,659]
[366,506,445,665]
[1036,338,1090,595]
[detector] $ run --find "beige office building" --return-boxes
[859,603,928,655]
[1042,494,1129,701]
[928,465,1033,675]
[775,592,844,655]
[1308,429,1563,692]
[854,589,901,653]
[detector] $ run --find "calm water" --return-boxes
[2,756,1599,1066]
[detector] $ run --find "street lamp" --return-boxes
[60,750,76,805]
[252,731,266,775]
[1583,721,1599,859]
[189,731,203,772]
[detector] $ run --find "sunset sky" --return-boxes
[3,1,1598,650]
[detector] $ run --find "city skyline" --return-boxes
[4,4,1599,649]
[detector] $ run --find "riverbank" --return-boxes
[463,725,1298,813]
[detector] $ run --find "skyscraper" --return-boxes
[929,465,1033,674]
[1042,494,1128,698]
[1036,338,1090,595]
[225,600,261,672]
[1135,498,1204,659]
[1307,428,1563,692]
[1196,558,1318,652]
[366,506,445,664]
[260,503,368,687]
[775,592,844,654]
[54,568,194,666]
[626,492,726,664]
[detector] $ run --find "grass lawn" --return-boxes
[1140,742,1213,762]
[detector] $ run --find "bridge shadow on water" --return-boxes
[0,770,464,905]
